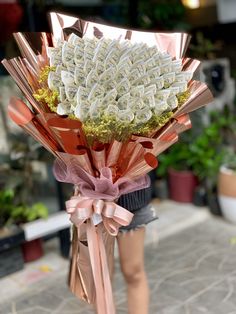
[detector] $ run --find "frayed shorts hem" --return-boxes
[118,205,158,233]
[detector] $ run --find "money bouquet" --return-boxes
[2,12,213,314]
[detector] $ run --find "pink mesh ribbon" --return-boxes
[53,153,150,314]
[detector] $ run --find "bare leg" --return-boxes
[117,227,149,314]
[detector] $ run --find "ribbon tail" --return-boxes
[68,226,87,301]
[97,224,116,314]
[87,220,107,314]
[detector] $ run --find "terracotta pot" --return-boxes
[218,166,236,197]
[218,166,236,223]
[168,168,198,203]
[21,238,44,262]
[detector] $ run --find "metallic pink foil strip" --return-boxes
[131,136,155,149]
[173,80,214,117]
[22,58,38,78]
[18,57,40,91]
[13,32,51,71]
[153,133,179,156]
[106,140,123,167]
[174,114,192,135]
[46,115,87,152]
[13,32,39,73]
[69,226,95,303]
[125,142,146,171]
[49,127,83,154]
[8,98,60,157]
[182,58,201,73]
[74,151,94,176]
[46,115,82,129]
[131,134,178,156]
[153,119,177,139]
[1,59,46,114]
[124,152,158,179]
[116,142,140,176]
[11,58,39,92]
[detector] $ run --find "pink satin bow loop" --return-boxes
[66,196,134,236]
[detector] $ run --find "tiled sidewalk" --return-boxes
[1,201,236,314]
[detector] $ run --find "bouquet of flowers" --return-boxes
[2,12,213,314]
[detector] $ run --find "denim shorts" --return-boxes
[119,204,158,233]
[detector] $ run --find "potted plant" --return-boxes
[187,116,225,213]
[6,197,49,262]
[156,111,227,205]
[0,188,25,278]
[218,150,236,223]
[157,133,199,203]
[0,186,49,263]
[200,106,236,215]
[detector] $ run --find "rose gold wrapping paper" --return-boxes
[69,224,114,305]
[132,132,179,157]
[124,152,158,179]
[13,32,50,71]
[173,80,213,117]
[117,142,145,175]
[174,114,192,134]
[1,59,45,113]
[106,141,123,167]
[8,98,60,157]
[68,226,93,303]
[182,58,201,73]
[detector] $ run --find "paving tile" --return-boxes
[17,307,51,314]
[1,204,236,314]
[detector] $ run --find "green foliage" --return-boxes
[138,0,188,30]
[189,32,222,60]
[0,189,48,228]
[156,109,231,184]
[187,122,225,182]
[157,139,193,177]
[223,149,236,172]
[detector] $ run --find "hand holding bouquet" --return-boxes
[2,12,213,314]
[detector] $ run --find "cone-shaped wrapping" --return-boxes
[173,80,214,117]
[13,32,51,72]
[8,97,60,156]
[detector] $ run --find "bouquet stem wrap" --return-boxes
[53,154,150,314]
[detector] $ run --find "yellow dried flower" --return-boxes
[33,88,58,112]
[83,115,133,144]
[33,66,58,112]
[82,111,174,144]
[177,90,190,107]
[39,66,56,83]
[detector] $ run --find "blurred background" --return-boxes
[0,1,236,313]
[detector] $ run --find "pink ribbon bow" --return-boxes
[66,196,134,236]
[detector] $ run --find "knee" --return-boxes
[121,264,146,285]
